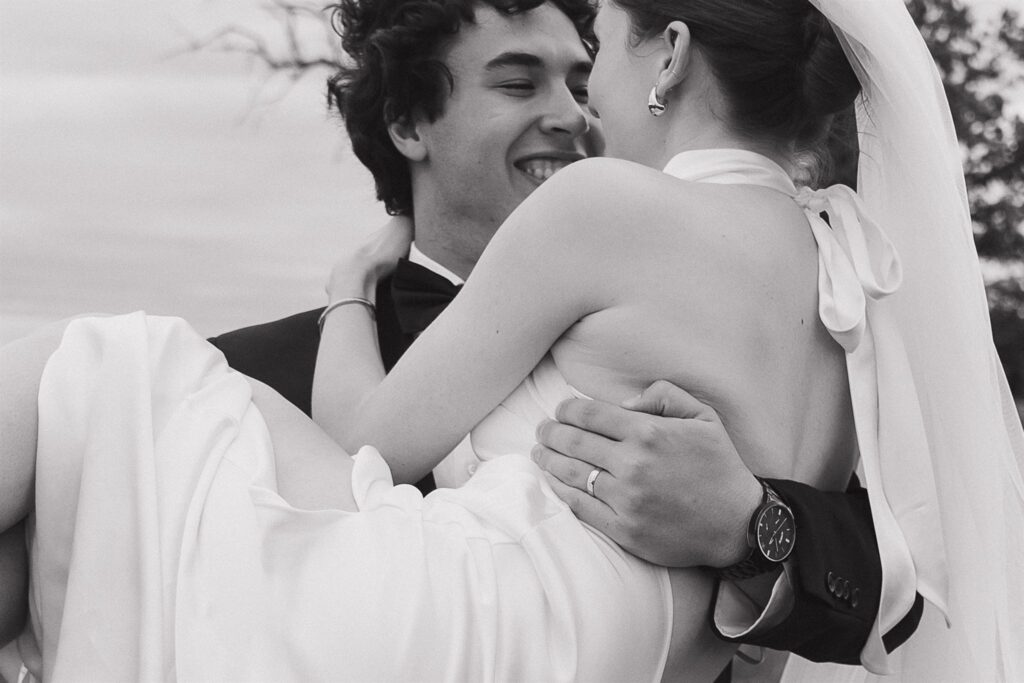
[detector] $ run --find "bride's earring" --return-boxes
[647,85,667,117]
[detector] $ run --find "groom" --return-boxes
[209,0,921,672]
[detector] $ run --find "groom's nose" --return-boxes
[538,87,591,142]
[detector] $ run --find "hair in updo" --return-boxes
[327,0,597,214]
[612,0,860,184]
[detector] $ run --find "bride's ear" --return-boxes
[654,21,692,100]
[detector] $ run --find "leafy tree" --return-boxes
[906,0,1024,400]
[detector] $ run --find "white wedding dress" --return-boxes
[28,312,672,682]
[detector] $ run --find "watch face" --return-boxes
[756,503,796,562]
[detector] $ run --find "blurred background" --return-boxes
[1,0,381,343]
[1,0,1022,415]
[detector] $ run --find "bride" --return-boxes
[2,0,1021,680]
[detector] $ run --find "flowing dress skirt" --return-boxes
[28,313,671,681]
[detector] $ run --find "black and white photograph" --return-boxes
[2,0,1023,680]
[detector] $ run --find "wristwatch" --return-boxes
[716,479,796,581]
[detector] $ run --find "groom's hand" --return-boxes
[533,381,762,569]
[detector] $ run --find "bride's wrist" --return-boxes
[318,296,376,334]
[326,264,378,304]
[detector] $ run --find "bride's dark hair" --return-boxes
[613,0,860,183]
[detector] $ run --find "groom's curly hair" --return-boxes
[326,0,597,215]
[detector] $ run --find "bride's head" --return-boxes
[588,0,860,177]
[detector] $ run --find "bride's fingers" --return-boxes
[541,472,617,535]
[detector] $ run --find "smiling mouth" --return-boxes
[515,157,577,183]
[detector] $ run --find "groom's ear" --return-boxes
[387,114,429,162]
[655,21,692,98]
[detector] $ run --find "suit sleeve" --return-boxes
[713,478,923,663]
[207,308,324,417]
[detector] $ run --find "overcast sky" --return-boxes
[0,0,382,343]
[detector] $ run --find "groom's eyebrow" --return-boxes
[484,51,592,77]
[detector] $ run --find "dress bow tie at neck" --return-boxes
[795,185,903,353]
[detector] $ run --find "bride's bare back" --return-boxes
[547,161,855,679]
[551,160,856,489]
[562,160,857,678]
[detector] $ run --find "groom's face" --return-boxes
[413,3,602,262]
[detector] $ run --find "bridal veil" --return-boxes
[783,0,1024,679]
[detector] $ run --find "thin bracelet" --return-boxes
[318,297,376,333]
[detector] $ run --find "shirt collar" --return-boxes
[408,243,465,286]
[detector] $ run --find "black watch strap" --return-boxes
[716,479,795,581]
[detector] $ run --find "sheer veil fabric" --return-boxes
[783,0,1024,679]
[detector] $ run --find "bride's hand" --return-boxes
[327,215,413,301]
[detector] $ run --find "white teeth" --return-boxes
[519,158,569,182]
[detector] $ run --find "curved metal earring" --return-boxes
[647,85,667,117]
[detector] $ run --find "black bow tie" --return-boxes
[390,258,463,335]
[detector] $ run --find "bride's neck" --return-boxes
[652,125,784,170]
[645,99,787,170]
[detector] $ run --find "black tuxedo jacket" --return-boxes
[207,275,921,663]
[210,278,408,417]
[209,275,433,498]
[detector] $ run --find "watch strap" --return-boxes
[715,479,793,581]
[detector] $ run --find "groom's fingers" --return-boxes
[554,398,635,441]
[532,445,620,504]
[535,417,621,472]
[621,380,719,422]
[551,383,719,450]
[541,472,617,534]
[543,385,723,476]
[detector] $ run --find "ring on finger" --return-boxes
[586,468,603,497]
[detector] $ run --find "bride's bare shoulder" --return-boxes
[560,156,666,181]
[512,157,702,237]
[537,157,676,206]
[522,157,803,251]
[501,157,815,303]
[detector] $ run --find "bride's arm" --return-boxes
[313,164,617,485]
[311,217,412,445]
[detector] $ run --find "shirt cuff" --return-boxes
[714,563,796,639]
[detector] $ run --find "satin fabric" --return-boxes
[30,313,671,682]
